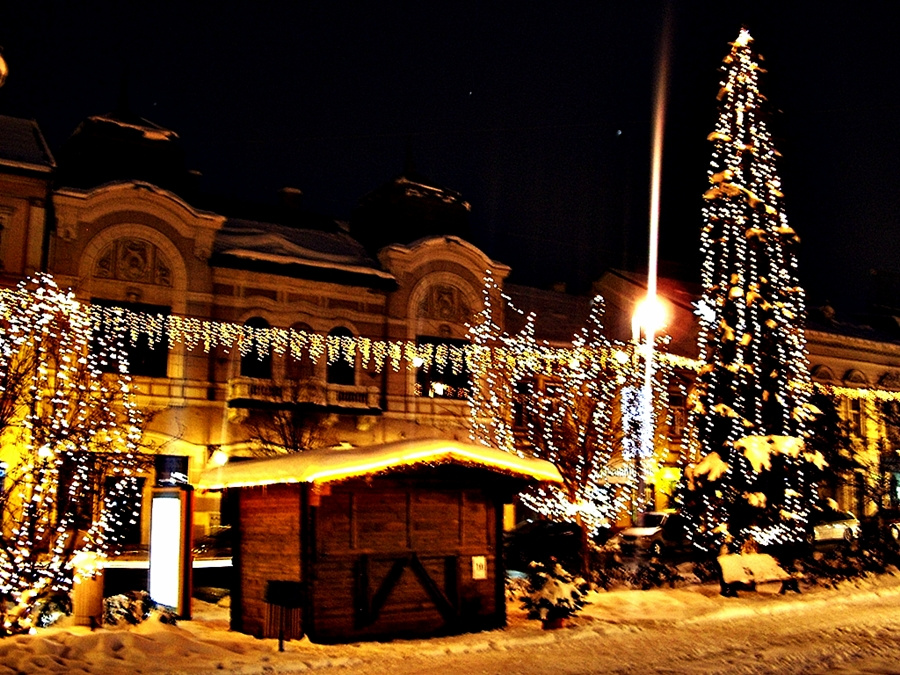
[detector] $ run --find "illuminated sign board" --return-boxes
[149,488,192,616]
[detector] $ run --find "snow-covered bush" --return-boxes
[799,545,891,588]
[520,559,589,623]
[586,545,629,590]
[505,571,530,603]
[32,592,72,628]
[103,591,177,626]
[629,560,683,590]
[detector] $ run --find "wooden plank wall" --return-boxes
[234,484,302,637]
[310,472,504,641]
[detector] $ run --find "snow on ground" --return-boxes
[5,574,900,674]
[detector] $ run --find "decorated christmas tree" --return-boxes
[684,29,822,553]
[0,275,143,634]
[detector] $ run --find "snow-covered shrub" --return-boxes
[34,592,71,628]
[629,559,683,590]
[103,591,177,626]
[505,571,530,603]
[690,557,722,584]
[520,559,589,622]
[586,545,629,590]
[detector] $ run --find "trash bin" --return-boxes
[72,570,105,629]
[264,580,304,650]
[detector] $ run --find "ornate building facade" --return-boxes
[0,111,508,541]
[1,108,898,548]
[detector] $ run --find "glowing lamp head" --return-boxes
[210,449,229,467]
[632,295,667,339]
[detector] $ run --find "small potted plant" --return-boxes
[521,558,590,629]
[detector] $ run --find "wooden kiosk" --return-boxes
[198,439,561,643]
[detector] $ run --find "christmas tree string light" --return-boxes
[683,28,819,552]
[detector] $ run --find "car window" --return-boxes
[664,516,684,535]
[636,513,665,528]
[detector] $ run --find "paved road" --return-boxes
[326,586,900,675]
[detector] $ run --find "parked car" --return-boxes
[613,511,689,558]
[808,508,860,545]
[504,519,584,572]
[191,526,233,560]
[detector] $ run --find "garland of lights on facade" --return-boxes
[0,274,142,635]
[1,282,894,401]
[683,28,821,552]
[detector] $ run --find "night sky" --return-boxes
[2,2,899,315]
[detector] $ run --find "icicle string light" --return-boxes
[0,284,671,378]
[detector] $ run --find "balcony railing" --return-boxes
[226,377,379,412]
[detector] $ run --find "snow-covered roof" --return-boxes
[84,113,179,141]
[198,438,563,490]
[0,115,55,173]
[213,218,394,283]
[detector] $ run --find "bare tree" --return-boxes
[243,379,336,456]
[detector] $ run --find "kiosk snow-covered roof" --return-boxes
[198,438,563,490]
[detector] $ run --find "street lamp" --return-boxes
[631,295,667,347]
[631,294,667,515]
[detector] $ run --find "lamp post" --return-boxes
[631,295,666,512]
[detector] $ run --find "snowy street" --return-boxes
[5,575,900,674]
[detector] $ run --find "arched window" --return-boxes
[92,298,170,378]
[415,335,471,399]
[285,323,316,382]
[810,365,836,384]
[240,317,273,379]
[326,326,355,386]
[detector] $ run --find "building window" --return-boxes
[240,317,273,379]
[105,475,145,546]
[669,393,687,437]
[0,207,10,270]
[847,398,866,437]
[92,299,169,378]
[326,327,355,386]
[285,323,316,382]
[57,452,98,531]
[57,452,145,543]
[884,400,900,448]
[415,336,470,399]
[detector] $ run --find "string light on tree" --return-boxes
[467,279,653,543]
[0,275,142,636]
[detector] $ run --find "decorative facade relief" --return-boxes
[94,238,173,286]
[417,284,471,323]
[879,370,900,391]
